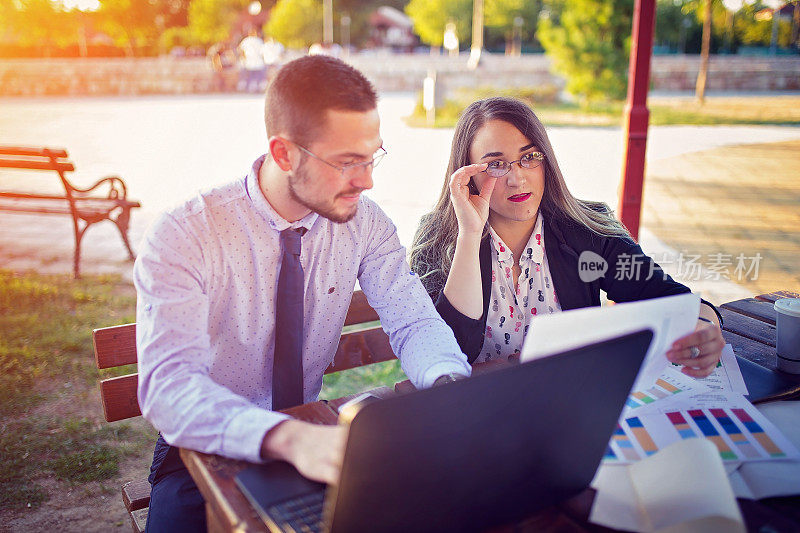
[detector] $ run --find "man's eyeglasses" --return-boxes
[291,141,387,180]
[482,151,545,178]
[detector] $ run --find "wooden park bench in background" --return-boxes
[0,146,140,277]
[92,290,396,533]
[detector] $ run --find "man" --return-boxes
[237,28,266,92]
[134,55,471,532]
[207,40,236,92]
[262,36,284,83]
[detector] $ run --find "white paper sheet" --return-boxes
[521,293,700,389]
[603,395,799,465]
[628,346,747,417]
[591,438,745,533]
[622,366,712,416]
[690,344,748,396]
[729,400,800,499]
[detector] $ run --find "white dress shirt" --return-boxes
[477,214,561,362]
[134,156,471,463]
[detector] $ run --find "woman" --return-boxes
[410,97,724,377]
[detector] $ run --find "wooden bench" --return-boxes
[0,146,140,277]
[92,289,396,533]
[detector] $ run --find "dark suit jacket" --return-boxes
[422,211,722,364]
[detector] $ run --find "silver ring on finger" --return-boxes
[689,346,701,359]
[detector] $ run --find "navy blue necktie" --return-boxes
[272,228,305,410]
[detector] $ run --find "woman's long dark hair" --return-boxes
[410,97,629,296]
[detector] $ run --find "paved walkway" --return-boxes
[0,94,798,305]
[643,139,800,297]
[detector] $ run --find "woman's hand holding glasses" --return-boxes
[449,163,497,237]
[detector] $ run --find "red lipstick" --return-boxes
[508,193,531,203]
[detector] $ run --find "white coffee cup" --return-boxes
[774,298,800,374]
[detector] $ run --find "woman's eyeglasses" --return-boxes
[482,151,545,178]
[291,141,387,180]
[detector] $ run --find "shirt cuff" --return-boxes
[419,360,472,390]
[221,406,291,463]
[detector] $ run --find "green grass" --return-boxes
[0,269,407,511]
[0,415,153,509]
[0,269,147,510]
[0,270,136,418]
[320,359,408,400]
[406,90,800,128]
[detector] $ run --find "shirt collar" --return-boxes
[488,213,545,265]
[245,154,318,233]
[521,213,545,265]
[488,226,513,264]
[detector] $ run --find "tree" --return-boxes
[537,0,633,103]
[3,0,82,56]
[184,0,248,47]
[266,0,322,49]
[655,0,698,51]
[658,0,794,54]
[335,0,405,48]
[96,0,162,56]
[737,2,793,47]
[405,0,472,48]
[485,0,542,42]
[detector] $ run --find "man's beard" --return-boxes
[287,164,360,224]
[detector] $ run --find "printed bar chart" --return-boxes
[632,392,655,404]
[688,410,739,460]
[603,445,617,461]
[731,408,785,458]
[611,424,640,461]
[625,417,658,456]
[710,408,760,459]
[624,369,699,410]
[666,411,696,439]
[603,406,796,465]
[655,378,680,394]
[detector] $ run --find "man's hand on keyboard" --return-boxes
[261,420,346,485]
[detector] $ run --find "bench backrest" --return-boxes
[93,290,395,422]
[0,146,74,183]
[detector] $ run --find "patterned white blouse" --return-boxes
[476,213,562,362]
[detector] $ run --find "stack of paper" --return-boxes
[591,438,746,533]
[520,294,800,530]
[604,345,798,466]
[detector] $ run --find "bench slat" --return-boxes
[122,480,151,512]
[100,373,142,422]
[94,324,137,368]
[130,508,148,533]
[327,325,396,374]
[755,290,800,303]
[720,298,776,326]
[0,158,74,172]
[93,291,397,422]
[0,204,78,215]
[0,146,68,158]
[0,195,141,212]
[344,290,380,325]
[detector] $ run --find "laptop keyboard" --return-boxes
[268,491,325,532]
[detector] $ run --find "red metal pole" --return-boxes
[618,0,656,242]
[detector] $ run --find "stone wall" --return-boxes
[0,53,798,97]
[650,56,800,91]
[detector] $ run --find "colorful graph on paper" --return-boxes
[624,366,707,411]
[603,406,797,464]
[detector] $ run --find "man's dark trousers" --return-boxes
[145,435,206,533]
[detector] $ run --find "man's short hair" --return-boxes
[265,55,377,146]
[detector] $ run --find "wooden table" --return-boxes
[720,290,800,375]
[181,291,800,533]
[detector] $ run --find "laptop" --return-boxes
[235,329,654,533]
